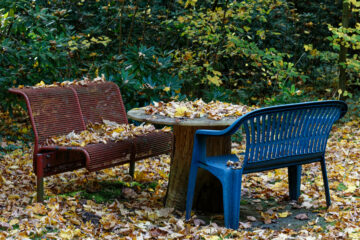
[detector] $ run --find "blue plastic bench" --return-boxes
[185,101,347,229]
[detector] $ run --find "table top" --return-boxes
[127,108,238,127]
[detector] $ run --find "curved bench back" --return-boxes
[9,87,86,149]
[239,101,347,171]
[9,82,129,154]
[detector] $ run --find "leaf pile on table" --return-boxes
[45,120,171,147]
[17,75,107,89]
[144,99,257,120]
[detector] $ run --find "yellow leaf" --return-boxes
[278,211,291,218]
[243,26,251,32]
[20,128,28,134]
[310,49,319,56]
[304,44,313,52]
[59,230,74,240]
[183,51,192,61]
[178,16,185,23]
[174,106,188,117]
[206,75,222,86]
[35,81,45,87]
[162,126,172,132]
[212,70,222,76]
[33,61,39,68]
[70,218,81,225]
[163,86,170,92]
[8,194,20,200]
[185,0,197,8]
[349,231,360,239]
[207,236,221,240]
[345,183,356,193]
[9,219,19,225]
[31,203,47,215]
[272,181,286,190]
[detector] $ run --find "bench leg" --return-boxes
[129,161,135,178]
[185,163,198,221]
[36,155,45,202]
[288,165,302,200]
[222,170,242,230]
[320,159,331,207]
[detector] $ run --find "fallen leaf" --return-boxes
[194,218,206,227]
[295,213,309,220]
[247,216,257,222]
[278,211,291,218]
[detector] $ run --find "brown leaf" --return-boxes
[194,218,206,227]
[1,141,7,148]
[150,228,162,237]
[264,218,272,224]
[295,213,309,220]
[122,188,137,199]
[239,221,251,229]
[247,216,257,222]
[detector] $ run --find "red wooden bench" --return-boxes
[9,82,173,202]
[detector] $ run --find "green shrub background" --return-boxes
[0,0,359,112]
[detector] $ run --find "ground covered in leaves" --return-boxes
[0,109,360,239]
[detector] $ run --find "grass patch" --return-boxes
[240,199,249,205]
[336,182,347,191]
[80,180,158,203]
[30,227,58,240]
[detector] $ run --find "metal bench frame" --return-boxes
[9,82,173,202]
[185,100,347,229]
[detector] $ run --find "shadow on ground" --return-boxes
[196,197,329,231]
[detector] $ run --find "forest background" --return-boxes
[0,0,359,115]
[0,0,360,238]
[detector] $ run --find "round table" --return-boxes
[127,108,238,212]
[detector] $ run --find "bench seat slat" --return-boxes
[133,131,173,160]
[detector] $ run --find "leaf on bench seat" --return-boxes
[45,120,169,147]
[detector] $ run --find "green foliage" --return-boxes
[264,83,306,106]
[166,0,311,103]
[0,0,184,111]
[0,0,359,112]
[109,45,185,109]
[327,0,360,86]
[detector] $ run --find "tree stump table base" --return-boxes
[165,126,231,213]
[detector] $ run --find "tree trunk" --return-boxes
[127,0,138,45]
[118,0,126,55]
[212,0,219,11]
[338,0,351,94]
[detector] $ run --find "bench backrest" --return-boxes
[72,82,128,125]
[237,101,347,170]
[9,87,86,147]
[9,82,128,152]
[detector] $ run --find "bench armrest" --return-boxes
[195,114,248,137]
